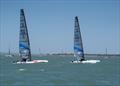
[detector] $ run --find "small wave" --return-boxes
[18,68,26,71]
[40,69,45,72]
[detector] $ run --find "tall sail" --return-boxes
[19,9,31,61]
[74,16,85,61]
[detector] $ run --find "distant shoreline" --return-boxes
[0,52,120,57]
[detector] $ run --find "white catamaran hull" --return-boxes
[5,55,13,57]
[72,60,100,64]
[16,60,48,64]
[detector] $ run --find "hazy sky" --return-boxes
[0,0,120,54]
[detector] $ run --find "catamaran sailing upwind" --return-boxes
[74,16,85,61]
[72,16,100,63]
[16,9,48,64]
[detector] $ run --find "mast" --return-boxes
[105,48,107,56]
[8,48,10,55]
[19,9,31,61]
[39,48,41,56]
[74,16,85,61]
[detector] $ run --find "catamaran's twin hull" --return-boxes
[16,60,48,64]
[72,60,100,64]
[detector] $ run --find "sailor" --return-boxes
[80,58,85,61]
[21,58,27,62]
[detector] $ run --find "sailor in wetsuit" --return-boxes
[21,58,27,62]
[80,58,85,61]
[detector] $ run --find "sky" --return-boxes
[0,0,120,54]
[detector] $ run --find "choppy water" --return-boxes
[0,55,120,86]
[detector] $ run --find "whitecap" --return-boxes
[18,68,26,71]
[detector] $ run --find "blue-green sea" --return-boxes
[0,55,120,86]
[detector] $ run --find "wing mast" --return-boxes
[74,16,85,61]
[19,9,31,61]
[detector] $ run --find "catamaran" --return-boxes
[5,48,13,57]
[16,9,48,64]
[105,48,109,58]
[72,16,100,63]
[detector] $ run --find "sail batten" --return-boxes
[19,9,31,61]
[74,16,85,61]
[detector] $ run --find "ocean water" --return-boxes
[0,55,120,86]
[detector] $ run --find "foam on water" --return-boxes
[18,68,26,71]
